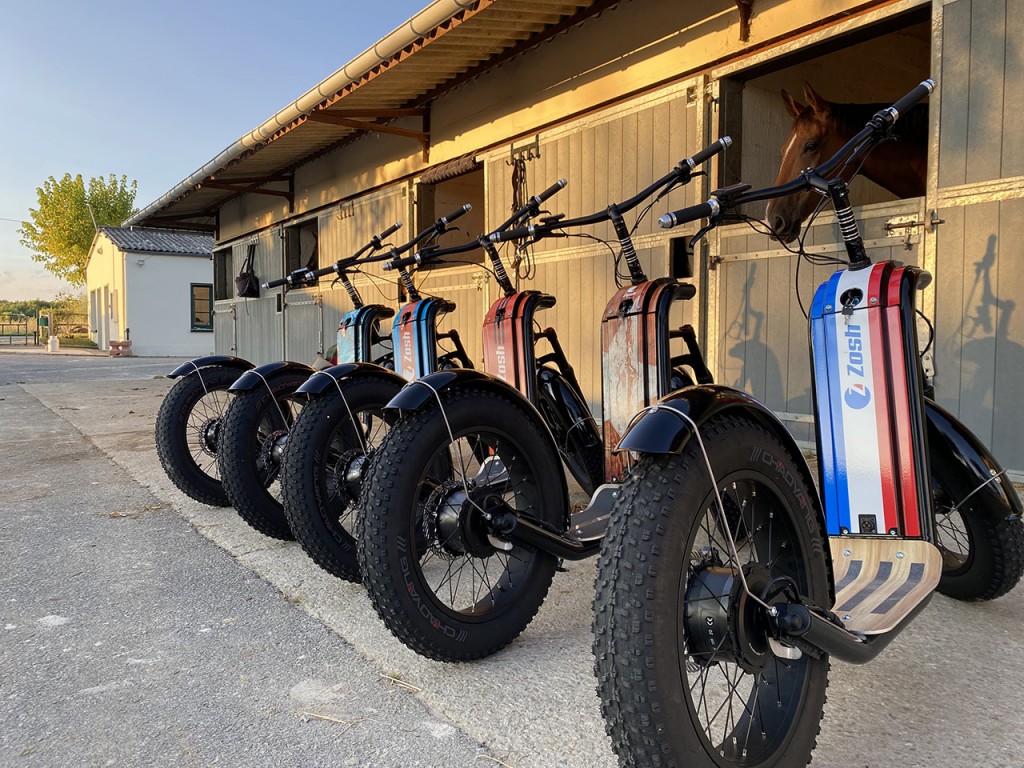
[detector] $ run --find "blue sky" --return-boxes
[0,0,429,301]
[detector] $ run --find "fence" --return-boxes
[0,316,38,346]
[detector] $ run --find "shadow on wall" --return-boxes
[722,261,811,440]
[943,234,1024,466]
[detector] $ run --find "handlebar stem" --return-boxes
[608,204,647,285]
[397,266,420,302]
[481,239,517,296]
[337,272,364,308]
[826,176,869,268]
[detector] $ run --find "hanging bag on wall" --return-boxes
[234,242,260,298]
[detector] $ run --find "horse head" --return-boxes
[765,83,845,244]
[765,83,928,244]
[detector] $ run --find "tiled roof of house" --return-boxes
[100,226,213,256]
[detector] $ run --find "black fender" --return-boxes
[618,385,809,468]
[296,362,408,397]
[228,360,316,393]
[167,355,254,379]
[385,368,570,522]
[385,369,538,416]
[619,384,830,597]
[619,385,820,515]
[925,399,1022,522]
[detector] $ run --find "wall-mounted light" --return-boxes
[136,259,146,266]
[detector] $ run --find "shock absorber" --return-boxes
[609,204,647,284]
[397,266,421,302]
[337,272,363,308]
[828,177,869,269]
[481,240,516,296]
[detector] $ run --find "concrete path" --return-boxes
[2,351,1023,767]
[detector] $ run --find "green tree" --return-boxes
[19,173,138,286]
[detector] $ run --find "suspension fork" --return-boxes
[535,327,583,395]
[669,324,714,384]
[438,329,474,369]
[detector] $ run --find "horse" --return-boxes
[765,83,928,243]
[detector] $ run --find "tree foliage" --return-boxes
[0,294,85,321]
[19,173,138,286]
[0,298,51,319]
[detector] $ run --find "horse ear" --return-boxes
[802,82,830,116]
[781,89,804,119]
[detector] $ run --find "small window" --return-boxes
[415,168,485,267]
[670,236,693,278]
[191,283,213,331]
[284,219,319,275]
[213,248,231,300]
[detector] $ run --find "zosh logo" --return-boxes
[494,344,507,380]
[843,323,871,409]
[401,328,415,375]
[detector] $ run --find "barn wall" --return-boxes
[931,0,1024,471]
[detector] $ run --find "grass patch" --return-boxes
[56,337,98,348]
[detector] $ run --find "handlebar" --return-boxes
[658,80,936,229]
[531,179,567,207]
[489,137,731,243]
[383,237,482,272]
[262,271,304,290]
[262,220,405,288]
[440,204,472,227]
[372,221,403,246]
[384,181,570,272]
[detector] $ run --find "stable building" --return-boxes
[86,226,214,356]
[126,0,1024,476]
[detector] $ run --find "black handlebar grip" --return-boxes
[440,204,472,226]
[659,199,721,229]
[383,254,420,272]
[376,221,403,241]
[530,179,567,206]
[262,277,289,289]
[489,225,533,243]
[890,79,936,120]
[686,136,733,169]
[309,264,338,279]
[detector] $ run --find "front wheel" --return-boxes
[357,388,566,662]
[931,473,1024,601]
[280,374,403,582]
[155,366,242,506]
[218,371,311,540]
[593,416,831,768]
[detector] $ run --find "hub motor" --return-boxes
[684,559,774,674]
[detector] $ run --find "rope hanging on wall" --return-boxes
[508,153,535,282]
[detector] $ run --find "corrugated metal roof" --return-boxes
[129,0,616,230]
[100,226,213,256]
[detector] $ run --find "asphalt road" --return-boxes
[2,350,1024,767]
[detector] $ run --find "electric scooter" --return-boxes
[592,79,1024,768]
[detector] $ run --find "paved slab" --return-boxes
[2,352,1024,767]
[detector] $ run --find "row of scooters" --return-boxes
[154,84,1024,768]
[155,156,697,660]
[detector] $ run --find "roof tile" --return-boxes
[100,226,213,256]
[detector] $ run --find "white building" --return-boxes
[85,226,214,356]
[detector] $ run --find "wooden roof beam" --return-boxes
[307,109,430,161]
[197,178,295,212]
[141,216,216,232]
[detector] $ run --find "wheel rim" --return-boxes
[254,397,303,497]
[412,428,545,621]
[932,481,973,574]
[184,388,231,482]
[677,474,812,765]
[320,408,389,534]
